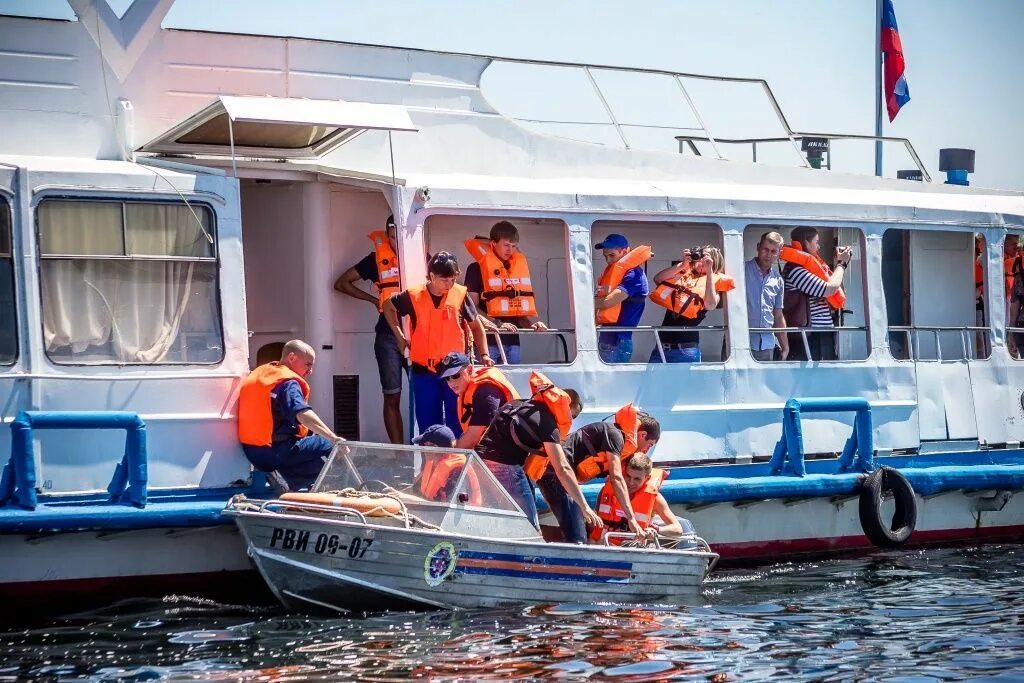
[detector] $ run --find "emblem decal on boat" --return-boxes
[424,541,458,586]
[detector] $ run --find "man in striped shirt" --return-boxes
[781,227,852,361]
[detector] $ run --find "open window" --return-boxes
[138,96,417,160]
[426,215,576,366]
[36,199,224,365]
[746,224,869,362]
[592,220,727,365]
[883,228,989,361]
[0,197,15,364]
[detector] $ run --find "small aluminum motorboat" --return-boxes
[224,442,718,613]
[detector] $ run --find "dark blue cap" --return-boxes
[413,424,457,447]
[595,233,629,250]
[436,351,470,379]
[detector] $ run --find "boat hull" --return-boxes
[228,509,715,612]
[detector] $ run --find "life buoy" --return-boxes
[858,466,917,548]
[279,492,403,517]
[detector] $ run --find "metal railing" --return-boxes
[888,326,993,362]
[597,325,728,363]
[483,329,574,365]
[674,132,932,181]
[750,326,869,361]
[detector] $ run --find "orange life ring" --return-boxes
[279,492,403,516]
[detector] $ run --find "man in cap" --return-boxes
[436,351,519,450]
[334,214,405,443]
[593,233,651,363]
[383,252,491,437]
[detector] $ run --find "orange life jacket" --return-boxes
[521,371,575,481]
[572,404,640,483]
[368,231,400,312]
[779,241,846,310]
[649,272,736,319]
[237,362,310,447]
[419,453,482,505]
[464,237,536,318]
[458,366,519,433]
[590,468,667,542]
[407,283,468,372]
[1004,257,1019,299]
[596,246,653,325]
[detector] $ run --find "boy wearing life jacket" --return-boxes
[592,452,683,543]
[536,407,660,543]
[383,253,491,438]
[593,233,651,363]
[463,221,548,364]
[474,372,599,531]
[780,226,852,361]
[435,351,520,450]
[334,215,406,443]
[648,246,734,363]
[238,339,344,490]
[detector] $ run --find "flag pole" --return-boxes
[874,0,884,177]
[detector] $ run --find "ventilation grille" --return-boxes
[333,375,360,440]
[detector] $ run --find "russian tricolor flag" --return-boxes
[881,0,911,121]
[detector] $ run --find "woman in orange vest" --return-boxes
[648,245,734,363]
[474,372,598,531]
[383,252,491,437]
[780,227,853,362]
[238,339,343,490]
[535,408,660,544]
[334,215,405,444]
[591,452,683,543]
[463,221,548,365]
[593,233,652,363]
[434,351,520,450]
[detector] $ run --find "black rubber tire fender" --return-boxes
[858,466,918,548]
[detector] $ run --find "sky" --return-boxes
[2,0,1023,190]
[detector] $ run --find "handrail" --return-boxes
[675,132,931,181]
[888,325,992,361]
[750,326,868,360]
[768,397,874,477]
[0,411,148,510]
[597,324,729,362]
[483,328,574,365]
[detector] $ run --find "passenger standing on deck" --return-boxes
[648,246,734,363]
[464,221,548,364]
[238,339,343,490]
[333,214,405,443]
[536,406,660,543]
[1004,234,1022,357]
[746,231,789,361]
[594,234,652,363]
[592,453,683,542]
[780,227,851,361]
[474,372,599,531]
[435,351,519,450]
[383,252,491,437]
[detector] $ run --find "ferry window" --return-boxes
[176,115,339,150]
[36,199,224,365]
[426,216,576,366]
[592,221,727,365]
[882,228,989,361]
[1005,232,1023,360]
[0,198,15,365]
[745,225,869,362]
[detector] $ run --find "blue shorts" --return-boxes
[374,329,404,396]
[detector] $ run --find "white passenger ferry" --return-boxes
[0,2,1021,607]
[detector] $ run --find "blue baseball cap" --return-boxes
[413,424,457,447]
[436,351,471,379]
[595,233,629,250]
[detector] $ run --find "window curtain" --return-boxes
[39,201,213,363]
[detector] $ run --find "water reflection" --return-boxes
[0,546,1021,681]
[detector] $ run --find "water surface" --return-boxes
[1,545,1022,681]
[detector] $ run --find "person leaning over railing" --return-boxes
[780,227,851,361]
[746,231,789,361]
[648,245,734,363]
[593,233,652,363]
